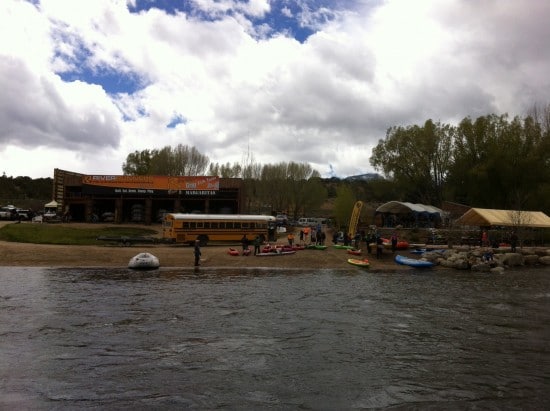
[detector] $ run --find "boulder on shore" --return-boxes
[501,253,524,267]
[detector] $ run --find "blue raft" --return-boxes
[395,254,435,268]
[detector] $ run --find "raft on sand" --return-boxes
[128,252,160,270]
[347,258,370,268]
[227,248,252,256]
[256,246,296,256]
[395,254,434,268]
[333,244,355,250]
[306,244,327,250]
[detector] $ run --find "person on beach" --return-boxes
[287,232,294,246]
[481,230,488,247]
[391,232,398,253]
[365,232,372,254]
[241,234,250,255]
[194,239,201,266]
[303,227,310,244]
[254,235,261,255]
[376,234,383,259]
[311,228,317,245]
[510,231,518,252]
[354,232,362,249]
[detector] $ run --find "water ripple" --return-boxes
[0,266,549,409]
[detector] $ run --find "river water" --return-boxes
[1,266,549,410]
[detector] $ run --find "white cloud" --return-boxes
[0,0,549,179]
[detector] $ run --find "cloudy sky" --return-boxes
[1,0,549,179]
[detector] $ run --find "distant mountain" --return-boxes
[344,173,383,182]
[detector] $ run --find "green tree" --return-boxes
[208,162,242,178]
[370,120,453,205]
[122,150,153,175]
[333,184,356,231]
[249,162,326,217]
[122,145,209,176]
[447,113,550,211]
[285,162,324,218]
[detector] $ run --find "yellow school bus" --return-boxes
[162,213,277,245]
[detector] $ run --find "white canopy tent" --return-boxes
[44,200,58,209]
[375,201,445,227]
[375,201,444,215]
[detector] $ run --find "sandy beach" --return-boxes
[0,220,409,270]
[0,238,407,271]
[0,221,409,270]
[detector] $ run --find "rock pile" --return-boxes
[421,247,550,273]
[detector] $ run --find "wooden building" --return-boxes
[51,169,245,224]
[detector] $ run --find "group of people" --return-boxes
[194,232,265,266]
[297,225,326,246]
[193,227,523,267]
[331,229,400,259]
[481,230,519,252]
[241,234,265,256]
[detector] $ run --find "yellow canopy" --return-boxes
[455,208,550,228]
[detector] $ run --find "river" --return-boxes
[1,266,549,410]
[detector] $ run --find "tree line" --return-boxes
[370,105,550,213]
[0,174,53,209]
[4,106,549,224]
[123,148,328,219]
[120,106,550,225]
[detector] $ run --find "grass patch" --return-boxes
[0,224,159,245]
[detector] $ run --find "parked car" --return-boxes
[101,212,115,222]
[0,208,12,220]
[297,217,325,226]
[275,214,288,226]
[15,209,31,220]
[43,210,57,219]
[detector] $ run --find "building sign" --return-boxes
[82,175,219,196]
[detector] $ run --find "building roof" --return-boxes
[375,201,443,215]
[455,208,550,228]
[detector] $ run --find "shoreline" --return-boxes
[1,220,547,271]
[2,240,548,273]
[0,240,414,271]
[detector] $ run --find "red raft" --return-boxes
[228,248,251,256]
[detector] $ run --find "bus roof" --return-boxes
[166,213,276,221]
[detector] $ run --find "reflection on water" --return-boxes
[1,266,549,409]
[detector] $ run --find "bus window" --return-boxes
[183,222,190,229]
[204,222,210,229]
[234,222,241,229]
[242,222,249,229]
[211,222,218,229]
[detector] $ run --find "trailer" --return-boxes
[96,235,160,246]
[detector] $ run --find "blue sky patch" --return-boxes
[166,114,187,128]
[58,66,146,95]
[126,0,356,43]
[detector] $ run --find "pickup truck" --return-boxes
[15,209,31,220]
